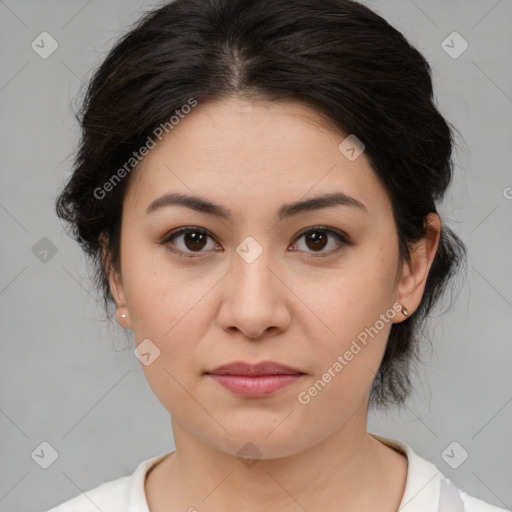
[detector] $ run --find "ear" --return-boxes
[394,213,441,319]
[99,233,132,328]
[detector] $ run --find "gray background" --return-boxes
[0,0,511,511]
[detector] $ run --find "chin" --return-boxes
[207,422,313,461]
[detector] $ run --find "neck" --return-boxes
[145,410,407,512]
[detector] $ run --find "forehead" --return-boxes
[123,97,391,220]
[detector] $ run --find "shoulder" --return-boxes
[370,433,510,512]
[460,488,510,512]
[44,450,173,512]
[44,476,131,512]
[436,476,509,512]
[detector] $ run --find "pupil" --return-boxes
[306,231,327,251]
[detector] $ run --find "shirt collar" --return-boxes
[127,449,175,512]
[370,433,441,511]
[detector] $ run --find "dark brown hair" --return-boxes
[55,0,467,407]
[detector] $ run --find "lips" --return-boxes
[205,361,304,376]
[204,361,305,397]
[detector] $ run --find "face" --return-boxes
[107,96,438,459]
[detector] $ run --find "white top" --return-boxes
[45,434,509,512]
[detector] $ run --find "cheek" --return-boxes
[312,239,397,325]
[120,232,199,336]
[120,239,218,387]
[303,242,399,387]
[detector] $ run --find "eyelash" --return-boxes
[161,226,351,259]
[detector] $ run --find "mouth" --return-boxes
[204,361,305,398]
[206,360,304,376]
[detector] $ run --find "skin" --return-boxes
[104,96,441,511]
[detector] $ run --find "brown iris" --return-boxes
[303,230,328,251]
[183,231,208,251]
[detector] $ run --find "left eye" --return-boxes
[162,226,349,258]
[291,227,349,257]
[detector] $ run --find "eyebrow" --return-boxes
[145,191,368,221]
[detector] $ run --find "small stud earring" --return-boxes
[120,313,127,318]
[401,306,409,318]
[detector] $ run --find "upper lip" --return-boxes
[206,361,304,376]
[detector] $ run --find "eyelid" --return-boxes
[162,225,351,258]
[293,225,351,246]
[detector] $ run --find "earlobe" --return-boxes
[115,306,132,328]
[395,213,441,320]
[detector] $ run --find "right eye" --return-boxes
[162,227,222,258]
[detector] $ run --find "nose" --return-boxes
[216,246,292,340]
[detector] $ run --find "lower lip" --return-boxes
[206,374,303,397]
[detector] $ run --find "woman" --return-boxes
[48,0,508,510]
